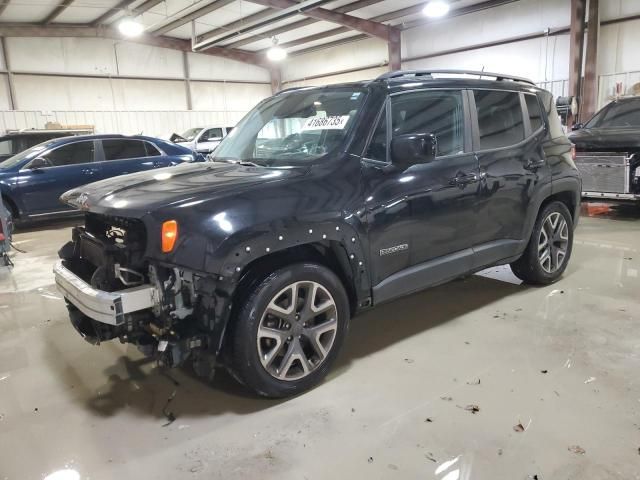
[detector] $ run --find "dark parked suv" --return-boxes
[54,70,580,397]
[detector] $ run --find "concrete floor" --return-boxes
[1,206,639,480]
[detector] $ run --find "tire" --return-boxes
[1,199,13,236]
[228,262,350,398]
[511,201,574,285]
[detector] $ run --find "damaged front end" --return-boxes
[54,213,230,377]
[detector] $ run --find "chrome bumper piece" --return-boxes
[583,191,640,201]
[53,260,157,326]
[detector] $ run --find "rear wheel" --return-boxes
[511,201,573,285]
[228,262,349,398]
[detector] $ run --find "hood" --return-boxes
[569,127,640,152]
[61,162,308,218]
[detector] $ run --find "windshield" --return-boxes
[586,99,640,128]
[180,128,203,141]
[212,87,366,166]
[0,139,54,169]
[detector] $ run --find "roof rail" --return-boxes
[376,69,536,86]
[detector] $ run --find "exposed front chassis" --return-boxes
[55,216,230,377]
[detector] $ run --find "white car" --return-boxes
[173,126,234,154]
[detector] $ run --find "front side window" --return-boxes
[180,128,202,141]
[365,105,388,162]
[474,90,525,150]
[103,139,147,160]
[525,94,545,132]
[43,141,95,167]
[212,87,366,166]
[0,139,13,155]
[391,90,465,157]
[202,128,223,141]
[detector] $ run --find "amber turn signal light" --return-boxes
[162,220,178,253]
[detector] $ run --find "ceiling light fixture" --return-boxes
[422,1,450,18]
[266,37,287,62]
[118,17,145,37]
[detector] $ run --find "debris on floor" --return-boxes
[513,419,531,432]
[424,417,433,423]
[584,377,596,384]
[162,390,177,427]
[540,370,548,374]
[568,445,586,455]
[367,457,374,463]
[497,449,503,456]
[440,396,453,401]
[461,404,480,414]
[466,378,481,385]
[404,358,414,364]
[425,453,437,463]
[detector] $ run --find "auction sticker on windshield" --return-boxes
[302,115,350,131]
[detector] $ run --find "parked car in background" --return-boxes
[0,128,93,162]
[55,70,580,398]
[569,96,640,203]
[171,126,234,154]
[0,134,200,223]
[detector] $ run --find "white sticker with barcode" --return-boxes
[301,115,350,131]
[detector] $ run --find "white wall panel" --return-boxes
[0,110,241,137]
[190,81,271,113]
[187,53,270,82]
[7,37,118,75]
[284,66,388,88]
[110,78,187,110]
[281,38,387,82]
[601,0,640,20]
[0,75,12,110]
[115,43,184,78]
[598,18,640,76]
[404,34,570,84]
[14,75,116,110]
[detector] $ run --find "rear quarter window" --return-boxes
[474,90,525,150]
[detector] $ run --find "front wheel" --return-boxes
[228,263,350,398]
[511,201,574,285]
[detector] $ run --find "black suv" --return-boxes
[54,70,580,398]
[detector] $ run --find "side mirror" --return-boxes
[391,133,437,169]
[29,157,50,170]
[571,123,584,131]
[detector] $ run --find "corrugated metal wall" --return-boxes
[0,110,247,136]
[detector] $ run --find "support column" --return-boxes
[568,0,586,124]
[582,0,599,121]
[1,37,16,110]
[182,51,192,111]
[388,28,401,71]
[270,67,281,94]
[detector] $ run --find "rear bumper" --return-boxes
[53,260,157,325]
[583,191,640,201]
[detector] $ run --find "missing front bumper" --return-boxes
[53,260,158,325]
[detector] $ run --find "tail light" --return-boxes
[570,144,576,161]
[161,220,178,253]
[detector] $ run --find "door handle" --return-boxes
[524,158,546,170]
[451,172,480,186]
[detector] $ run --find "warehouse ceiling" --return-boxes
[0,0,518,62]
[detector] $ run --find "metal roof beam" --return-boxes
[92,0,165,27]
[42,0,75,24]
[0,0,10,18]
[0,24,269,67]
[149,0,236,36]
[224,0,385,49]
[244,0,392,40]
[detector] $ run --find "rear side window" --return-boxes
[474,90,524,149]
[525,94,545,132]
[144,142,161,157]
[103,139,148,160]
[391,90,465,157]
[44,141,95,166]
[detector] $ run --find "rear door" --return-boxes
[99,139,161,179]
[470,88,550,267]
[19,140,98,215]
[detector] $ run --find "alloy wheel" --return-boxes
[257,281,338,381]
[538,211,569,274]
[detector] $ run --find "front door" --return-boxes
[98,139,162,179]
[363,89,480,301]
[19,140,99,215]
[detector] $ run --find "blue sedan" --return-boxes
[0,134,202,222]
